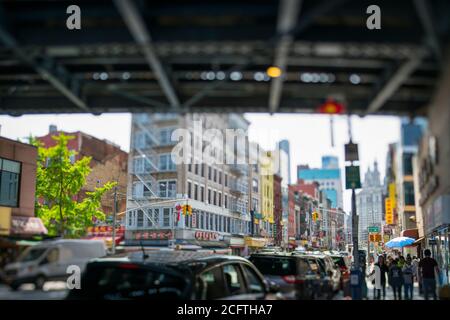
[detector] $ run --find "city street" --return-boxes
[1,0,450,304]
[0,283,68,300]
[0,280,427,300]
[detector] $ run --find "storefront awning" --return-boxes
[401,228,419,239]
[88,235,124,246]
[10,216,48,236]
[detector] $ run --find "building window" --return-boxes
[133,157,151,174]
[205,212,210,230]
[137,210,144,227]
[208,166,212,180]
[201,186,205,202]
[194,184,198,200]
[218,192,222,207]
[215,215,219,231]
[403,153,414,175]
[159,180,176,198]
[208,188,212,204]
[404,182,415,205]
[210,214,214,231]
[252,179,258,193]
[188,163,192,172]
[159,128,175,145]
[159,154,176,171]
[219,171,222,184]
[224,194,228,209]
[199,212,204,229]
[225,174,228,187]
[213,169,217,182]
[213,191,217,206]
[187,181,192,199]
[134,131,152,149]
[201,164,205,177]
[132,181,153,198]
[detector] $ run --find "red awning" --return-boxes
[10,216,48,236]
[401,229,419,239]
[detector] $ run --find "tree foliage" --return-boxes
[32,133,116,238]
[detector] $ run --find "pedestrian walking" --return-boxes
[419,249,439,300]
[412,256,422,294]
[389,258,404,300]
[368,255,388,300]
[398,255,406,268]
[402,257,414,300]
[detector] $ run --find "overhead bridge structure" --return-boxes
[0,0,449,116]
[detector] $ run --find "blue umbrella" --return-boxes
[385,236,415,248]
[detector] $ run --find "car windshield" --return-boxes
[17,248,47,262]
[249,256,297,276]
[74,264,188,300]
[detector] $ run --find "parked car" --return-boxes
[4,239,107,290]
[329,254,351,294]
[66,250,282,300]
[248,253,321,300]
[295,253,341,299]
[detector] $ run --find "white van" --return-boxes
[4,239,106,290]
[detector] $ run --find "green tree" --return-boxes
[32,133,116,238]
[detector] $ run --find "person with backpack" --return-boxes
[402,256,415,299]
[389,258,404,300]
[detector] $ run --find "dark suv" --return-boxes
[248,253,322,300]
[66,250,281,300]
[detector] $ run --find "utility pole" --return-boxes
[345,115,363,299]
[111,185,118,255]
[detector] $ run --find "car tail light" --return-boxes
[282,275,304,284]
[119,263,139,270]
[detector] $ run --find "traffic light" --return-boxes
[182,205,192,216]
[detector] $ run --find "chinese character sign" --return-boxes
[385,198,393,225]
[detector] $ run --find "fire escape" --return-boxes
[127,114,160,228]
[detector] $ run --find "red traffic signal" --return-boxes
[317,99,345,114]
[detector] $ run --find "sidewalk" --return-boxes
[366,281,424,300]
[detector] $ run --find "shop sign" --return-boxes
[10,216,48,235]
[195,231,219,241]
[388,183,396,208]
[385,198,394,225]
[0,207,11,236]
[134,230,172,240]
[229,237,245,246]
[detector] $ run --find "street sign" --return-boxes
[385,198,394,224]
[345,166,361,189]
[345,143,359,162]
[368,226,380,233]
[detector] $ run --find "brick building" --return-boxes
[37,126,128,217]
[0,136,47,266]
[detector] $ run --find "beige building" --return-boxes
[126,113,261,254]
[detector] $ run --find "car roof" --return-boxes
[89,250,251,273]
